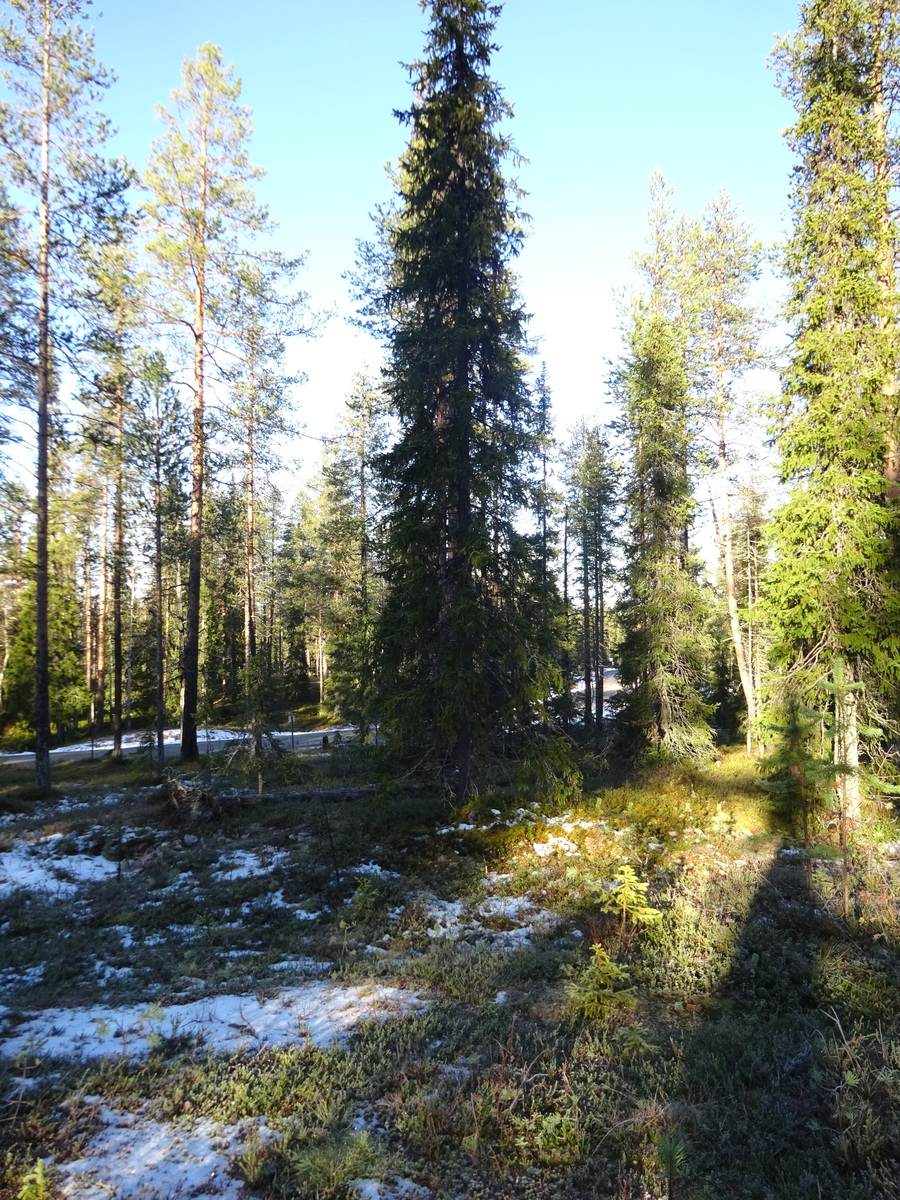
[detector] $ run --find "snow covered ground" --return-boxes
[0,834,121,899]
[0,780,622,1199]
[3,983,427,1061]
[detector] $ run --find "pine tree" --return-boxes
[132,352,188,763]
[766,0,900,819]
[221,261,307,752]
[0,0,115,789]
[144,43,277,761]
[358,0,557,799]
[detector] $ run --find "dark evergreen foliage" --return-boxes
[358,0,562,796]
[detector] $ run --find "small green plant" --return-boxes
[17,1159,52,1200]
[653,1131,686,1200]
[566,942,636,1018]
[281,1131,382,1196]
[348,874,380,920]
[597,865,662,934]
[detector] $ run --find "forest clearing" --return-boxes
[1,747,900,1198]
[2,0,900,1196]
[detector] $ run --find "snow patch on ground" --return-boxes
[210,848,291,881]
[0,842,119,899]
[420,893,561,950]
[2,983,427,1061]
[533,834,580,857]
[351,862,401,879]
[57,1103,259,1199]
[352,1180,431,1200]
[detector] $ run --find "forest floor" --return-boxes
[1,745,899,1200]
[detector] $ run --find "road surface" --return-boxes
[0,727,357,767]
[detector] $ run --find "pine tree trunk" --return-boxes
[179,92,210,761]
[594,518,605,725]
[33,2,53,793]
[562,506,570,734]
[96,478,109,733]
[111,385,125,759]
[154,443,165,765]
[83,546,93,728]
[125,566,135,731]
[582,529,592,729]
[358,413,370,736]
[244,412,256,666]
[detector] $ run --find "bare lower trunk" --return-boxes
[835,675,861,826]
[83,547,93,726]
[154,453,165,765]
[714,423,757,750]
[111,389,125,759]
[96,478,109,732]
[582,530,592,729]
[594,523,605,724]
[562,507,569,733]
[125,567,135,731]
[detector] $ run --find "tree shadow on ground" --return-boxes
[667,851,900,1200]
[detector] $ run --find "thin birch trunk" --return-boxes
[715,409,757,752]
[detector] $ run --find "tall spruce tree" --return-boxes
[767,0,900,818]
[613,179,713,759]
[359,0,557,799]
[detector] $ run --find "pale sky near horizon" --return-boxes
[87,0,798,475]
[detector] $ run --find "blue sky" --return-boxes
[91,0,799,455]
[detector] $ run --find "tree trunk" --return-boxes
[154,440,165,766]
[715,411,757,752]
[180,82,210,761]
[834,664,862,826]
[562,505,570,733]
[582,528,592,729]
[83,545,93,727]
[33,2,53,793]
[358,409,370,736]
[125,566,135,731]
[96,477,109,733]
[594,515,605,724]
[111,383,125,759]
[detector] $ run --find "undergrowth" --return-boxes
[0,746,899,1198]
